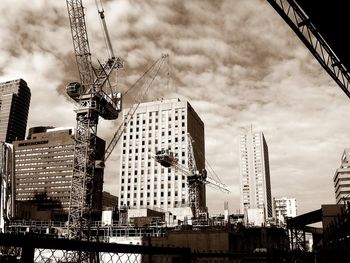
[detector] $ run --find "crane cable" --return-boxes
[104,54,169,161]
[95,0,114,59]
[122,55,168,99]
[190,138,225,186]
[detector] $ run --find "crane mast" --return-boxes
[65,0,122,241]
[186,134,206,219]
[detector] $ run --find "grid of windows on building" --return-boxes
[13,127,105,220]
[14,128,74,213]
[119,99,205,220]
[334,148,350,204]
[239,130,272,218]
[274,197,297,226]
[0,79,31,143]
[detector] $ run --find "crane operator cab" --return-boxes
[200,169,207,180]
[66,82,81,102]
[154,149,178,168]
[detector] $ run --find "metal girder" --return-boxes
[68,106,99,241]
[186,134,203,219]
[65,0,123,249]
[289,227,306,251]
[267,0,350,98]
[66,0,94,93]
[187,175,202,219]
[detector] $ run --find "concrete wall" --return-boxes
[146,227,289,253]
[148,230,229,252]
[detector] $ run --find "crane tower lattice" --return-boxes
[65,0,122,241]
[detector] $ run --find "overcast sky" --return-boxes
[1,0,350,215]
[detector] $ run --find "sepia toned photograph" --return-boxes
[0,0,349,262]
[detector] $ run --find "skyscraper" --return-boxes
[0,79,31,143]
[239,129,272,219]
[119,98,205,220]
[334,148,350,204]
[13,126,105,220]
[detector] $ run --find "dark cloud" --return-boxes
[1,0,349,215]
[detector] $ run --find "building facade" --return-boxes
[0,79,31,143]
[334,148,350,204]
[239,130,272,219]
[13,127,105,220]
[119,99,205,220]
[102,191,118,209]
[273,197,297,226]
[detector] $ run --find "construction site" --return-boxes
[1,0,350,262]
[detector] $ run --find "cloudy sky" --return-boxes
[1,0,349,215]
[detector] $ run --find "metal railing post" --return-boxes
[21,245,35,263]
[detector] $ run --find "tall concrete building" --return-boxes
[239,129,272,219]
[0,79,31,143]
[334,148,350,204]
[13,127,105,220]
[119,99,205,220]
[274,197,297,226]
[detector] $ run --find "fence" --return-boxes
[1,233,349,263]
[0,233,190,263]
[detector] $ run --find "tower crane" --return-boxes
[65,0,122,240]
[154,134,230,219]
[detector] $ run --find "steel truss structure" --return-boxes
[289,227,306,251]
[186,135,206,219]
[267,0,350,98]
[65,0,122,243]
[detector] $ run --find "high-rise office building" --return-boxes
[119,99,205,220]
[239,129,272,219]
[13,127,105,220]
[0,79,31,143]
[334,148,350,204]
[274,197,297,226]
